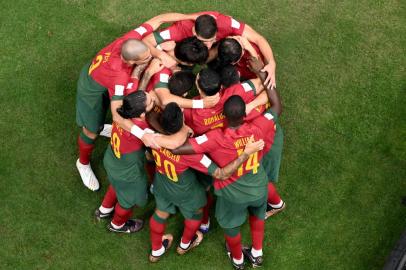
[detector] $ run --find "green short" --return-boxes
[262,123,283,182]
[76,63,110,134]
[103,147,148,209]
[195,170,213,190]
[215,195,267,229]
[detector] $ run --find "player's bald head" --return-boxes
[121,39,149,61]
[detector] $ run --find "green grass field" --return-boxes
[1,0,405,269]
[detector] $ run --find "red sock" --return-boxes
[145,162,155,184]
[182,219,201,244]
[149,215,167,251]
[111,203,133,227]
[101,185,117,209]
[202,192,214,224]
[225,233,243,260]
[267,182,281,205]
[249,215,265,250]
[78,135,94,165]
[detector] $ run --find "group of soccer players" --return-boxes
[75,11,285,269]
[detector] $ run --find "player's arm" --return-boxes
[144,13,197,31]
[248,57,282,116]
[212,137,264,180]
[155,87,219,109]
[242,24,276,89]
[138,58,164,91]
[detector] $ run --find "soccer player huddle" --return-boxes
[75,11,285,269]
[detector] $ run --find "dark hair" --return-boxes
[223,95,246,122]
[220,65,240,88]
[218,38,243,65]
[174,36,208,64]
[168,71,196,97]
[195,15,217,39]
[197,68,221,96]
[116,91,147,118]
[160,102,184,135]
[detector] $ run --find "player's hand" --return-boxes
[248,56,264,74]
[261,62,276,90]
[243,135,264,155]
[146,58,164,76]
[159,52,177,68]
[203,93,220,108]
[141,133,160,149]
[160,41,176,51]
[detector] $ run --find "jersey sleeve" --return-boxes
[109,74,139,100]
[153,21,190,44]
[189,130,220,154]
[183,154,219,176]
[217,14,245,36]
[153,68,172,90]
[236,80,257,101]
[122,23,154,40]
[251,109,277,139]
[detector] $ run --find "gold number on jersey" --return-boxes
[88,55,103,75]
[151,150,178,182]
[236,149,259,176]
[111,132,121,159]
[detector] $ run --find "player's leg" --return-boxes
[224,227,244,270]
[200,188,214,233]
[95,184,116,220]
[266,182,285,219]
[108,202,143,233]
[243,196,267,268]
[149,210,172,263]
[177,208,204,255]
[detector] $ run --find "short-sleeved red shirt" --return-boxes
[88,23,153,99]
[184,80,257,135]
[154,11,245,44]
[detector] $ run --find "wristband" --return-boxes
[130,125,145,139]
[192,99,204,109]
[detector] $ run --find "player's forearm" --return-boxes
[254,71,282,115]
[138,71,153,91]
[248,90,268,109]
[145,13,188,31]
[155,125,189,149]
[244,25,276,66]
[212,152,249,180]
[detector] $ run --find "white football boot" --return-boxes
[99,124,112,138]
[76,159,100,191]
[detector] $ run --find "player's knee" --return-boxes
[155,209,170,220]
[82,127,97,139]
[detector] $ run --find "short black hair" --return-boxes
[160,102,184,135]
[195,15,217,39]
[116,91,147,119]
[175,36,208,65]
[197,68,221,96]
[223,95,246,122]
[218,38,243,65]
[168,71,196,97]
[220,65,240,88]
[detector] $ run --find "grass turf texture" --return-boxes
[0,0,405,269]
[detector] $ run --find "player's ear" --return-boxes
[140,112,146,119]
[192,26,196,36]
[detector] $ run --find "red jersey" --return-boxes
[151,148,217,182]
[154,11,245,44]
[110,118,149,158]
[189,114,276,202]
[88,23,153,99]
[184,80,257,135]
[237,42,264,80]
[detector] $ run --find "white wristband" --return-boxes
[130,125,145,139]
[192,99,204,109]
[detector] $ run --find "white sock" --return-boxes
[99,206,114,214]
[270,200,284,209]
[251,247,263,257]
[110,221,124,230]
[180,238,191,249]
[200,220,210,229]
[233,255,244,265]
[152,245,165,257]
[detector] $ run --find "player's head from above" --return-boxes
[220,65,240,88]
[193,15,217,49]
[196,68,221,97]
[160,102,184,135]
[168,71,196,97]
[121,39,152,65]
[224,95,246,127]
[116,91,155,119]
[218,38,243,66]
[173,37,209,66]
